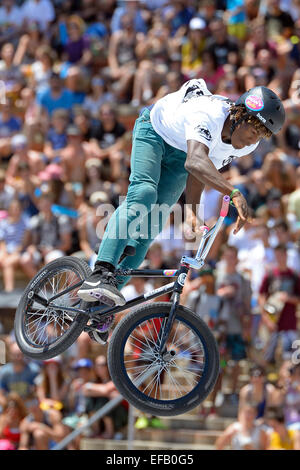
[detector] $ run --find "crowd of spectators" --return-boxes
[0,0,299,450]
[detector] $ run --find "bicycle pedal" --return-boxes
[88,330,109,345]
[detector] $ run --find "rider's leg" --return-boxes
[78,108,165,303]
[116,143,188,289]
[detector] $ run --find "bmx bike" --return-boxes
[14,196,230,416]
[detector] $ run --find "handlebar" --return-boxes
[220,195,230,218]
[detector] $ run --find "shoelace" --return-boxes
[96,269,119,288]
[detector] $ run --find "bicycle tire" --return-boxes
[14,256,92,360]
[108,302,219,416]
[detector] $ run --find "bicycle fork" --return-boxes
[158,263,189,355]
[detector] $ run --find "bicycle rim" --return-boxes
[121,312,208,403]
[23,268,84,348]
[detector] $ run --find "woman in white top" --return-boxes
[215,403,269,450]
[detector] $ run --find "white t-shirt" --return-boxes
[150,79,259,170]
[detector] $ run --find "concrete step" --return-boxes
[134,428,221,445]
[147,414,234,432]
[80,438,215,451]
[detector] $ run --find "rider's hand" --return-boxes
[231,191,251,234]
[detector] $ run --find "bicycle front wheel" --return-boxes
[108,302,219,416]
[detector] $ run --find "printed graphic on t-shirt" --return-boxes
[194,125,212,142]
[222,155,238,167]
[183,83,205,103]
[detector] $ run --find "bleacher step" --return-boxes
[135,429,221,445]
[80,438,215,451]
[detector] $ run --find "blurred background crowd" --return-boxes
[0,0,300,451]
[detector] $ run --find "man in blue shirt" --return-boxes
[111,0,147,33]
[0,342,40,400]
[36,72,74,117]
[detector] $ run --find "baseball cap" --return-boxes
[189,17,206,31]
[73,358,93,369]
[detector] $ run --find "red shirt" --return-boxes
[259,268,300,331]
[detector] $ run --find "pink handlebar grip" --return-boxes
[220,195,230,218]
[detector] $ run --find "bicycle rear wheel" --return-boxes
[108,302,219,416]
[14,257,92,360]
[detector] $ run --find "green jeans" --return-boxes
[97,107,188,287]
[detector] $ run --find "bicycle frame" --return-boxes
[31,196,230,352]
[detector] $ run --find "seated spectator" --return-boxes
[0,168,15,211]
[162,0,195,37]
[216,245,252,396]
[0,342,39,400]
[77,191,111,267]
[82,355,128,439]
[62,16,91,68]
[244,17,278,68]
[0,199,31,292]
[154,71,183,102]
[264,0,294,39]
[60,125,88,183]
[0,392,27,450]
[83,76,115,119]
[6,134,45,185]
[36,72,74,119]
[131,19,170,106]
[266,406,300,450]
[181,17,206,80]
[110,0,147,34]
[13,21,48,67]
[19,394,65,450]
[256,191,287,228]
[44,108,69,161]
[86,103,127,182]
[259,244,300,365]
[21,0,56,33]
[64,66,87,106]
[247,170,281,213]
[108,13,139,102]
[215,403,269,450]
[195,49,225,93]
[206,17,239,67]
[84,159,106,199]
[244,48,280,92]
[9,161,39,219]
[0,0,24,38]
[62,358,94,448]
[283,363,300,437]
[0,42,24,98]
[20,193,72,277]
[36,356,70,412]
[239,365,281,420]
[24,45,56,93]
[0,98,22,157]
[271,220,300,273]
[225,0,247,42]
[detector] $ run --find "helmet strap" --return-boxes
[230,117,245,137]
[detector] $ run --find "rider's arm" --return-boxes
[185,140,250,233]
[185,140,234,195]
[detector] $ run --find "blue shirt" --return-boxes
[0,216,29,253]
[226,0,246,24]
[0,362,40,397]
[47,128,67,150]
[36,87,73,116]
[111,7,147,33]
[0,115,21,137]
